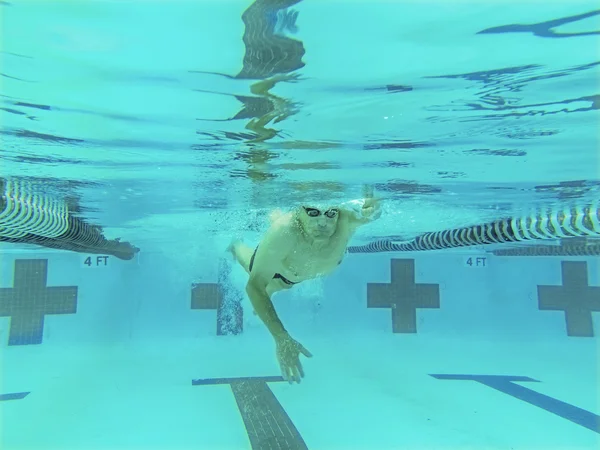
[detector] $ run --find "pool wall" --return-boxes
[1,245,598,349]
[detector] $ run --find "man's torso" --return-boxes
[262,212,355,293]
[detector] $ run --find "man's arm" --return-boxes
[246,276,288,338]
[353,198,382,224]
[245,224,296,340]
[340,186,383,228]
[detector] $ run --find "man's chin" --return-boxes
[313,230,331,239]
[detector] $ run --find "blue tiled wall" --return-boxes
[0,247,599,348]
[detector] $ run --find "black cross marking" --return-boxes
[190,258,243,335]
[192,376,308,450]
[537,261,600,337]
[0,259,77,345]
[191,283,221,310]
[367,259,440,333]
[191,283,243,336]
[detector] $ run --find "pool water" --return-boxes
[0,1,599,449]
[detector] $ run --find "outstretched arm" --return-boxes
[341,185,383,227]
[245,226,312,383]
[244,220,299,338]
[246,277,287,339]
[245,243,289,339]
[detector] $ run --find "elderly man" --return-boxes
[228,186,382,384]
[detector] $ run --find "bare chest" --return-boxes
[281,233,350,281]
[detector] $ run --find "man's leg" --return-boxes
[227,240,255,274]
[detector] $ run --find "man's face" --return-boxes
[299,205,339,239]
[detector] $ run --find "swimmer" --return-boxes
[227,185,382,384]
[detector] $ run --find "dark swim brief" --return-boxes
[249,246,298,285]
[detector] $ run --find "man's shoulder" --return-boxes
[270,210,298,230]
[257,214,299,260]
[269,209,292,226]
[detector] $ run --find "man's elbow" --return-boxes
[245,281,257,297]
[246,279,266,300]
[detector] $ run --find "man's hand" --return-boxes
[361,184,381,219]
[275,333,312,384]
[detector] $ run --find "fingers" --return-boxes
[280,358,306,384]
[362,185,374,198]
[280,360,292,384]
[281,360,302,384]
[278,340,312,384]
[292,365,301,384]
[297,359,305,379]
[299,344,313,358]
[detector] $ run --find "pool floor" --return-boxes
[1,331,598,449]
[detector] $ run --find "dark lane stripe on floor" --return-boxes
[431,374,600,434]
[192,376,284,386]
[0,392,30,401]
[193,376,308,450]
[231,380,308,450]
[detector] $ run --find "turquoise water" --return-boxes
[2,1,599,243]
[1,1,599,449]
